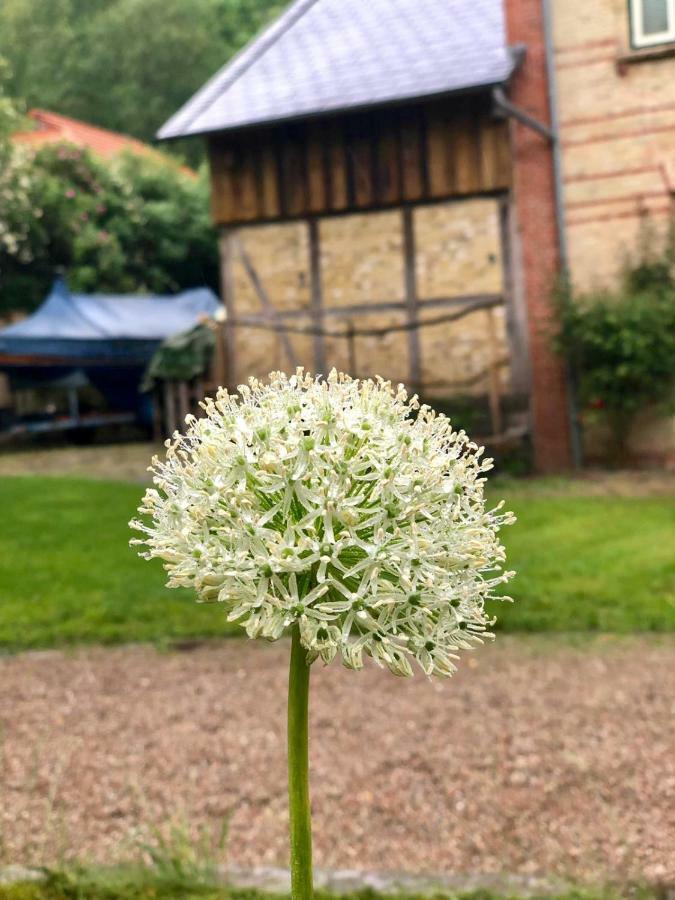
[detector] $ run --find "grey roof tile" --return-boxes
[159,0,515,139]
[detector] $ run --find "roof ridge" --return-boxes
[27,108,147,147]
[158,0,322,139]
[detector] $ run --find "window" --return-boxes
[631,0,675,47]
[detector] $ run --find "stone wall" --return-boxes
[228,200,512,404]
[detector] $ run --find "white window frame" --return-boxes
[631,0,675,47]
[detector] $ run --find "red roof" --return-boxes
[13,109,193,173]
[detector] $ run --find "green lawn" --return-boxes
[494,491,675,631]
[0,868,661,900]
[0,475,673,650]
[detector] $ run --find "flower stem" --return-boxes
[288,625,313,900]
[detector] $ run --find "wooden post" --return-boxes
[194,378,204,408]
[219,227,237,391]
[402,206,421,390]
[307,218,326,374]
[485,307,503,437]
[152,387,163,442]
[345,320,357,376]
[498,194,530,395]
[164,381,176,437]
[177,381,189,426]
[210,322,227,391]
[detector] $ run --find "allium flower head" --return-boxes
[131,370,515,677]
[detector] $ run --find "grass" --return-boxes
[0,477,238,650]
[493,491,675,631]
[0,475,673,651]
[0,871,664,900]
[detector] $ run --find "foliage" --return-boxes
[0,59,30,267]
[0,0,284,151]
[556,218,675,458]
[0,58,24,143]
[0,142,219,314]
[0,475,673,651]
[133,814,229,888]
[0,872,665,900]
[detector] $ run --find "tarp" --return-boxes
[0,279,223,420]
[0,279,222,365]
[141,323,216,391]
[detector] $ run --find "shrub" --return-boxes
[557,219,675,462]
[0,141,219,314]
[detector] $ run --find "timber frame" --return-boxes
[208,94,511,226]
[211,90,531,439]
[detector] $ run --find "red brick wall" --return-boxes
[504,0,574,472]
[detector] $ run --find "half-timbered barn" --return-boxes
[159,0,577,472]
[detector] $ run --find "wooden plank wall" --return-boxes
[209,96,511,226]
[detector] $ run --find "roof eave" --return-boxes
[156,72,517,143]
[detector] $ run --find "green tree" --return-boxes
[0,0,282,146]
[0,143,219,314]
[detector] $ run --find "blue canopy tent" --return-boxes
[0,279,222,431]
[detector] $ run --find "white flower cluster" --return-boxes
[0,144,35,262]
[131,370,515,677]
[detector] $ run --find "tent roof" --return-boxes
[159,0,517,140]
[0,280,222,364]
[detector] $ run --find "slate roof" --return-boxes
[159,0,516,140]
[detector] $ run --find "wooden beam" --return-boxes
[164,381,176,437]
[398,107,425,201]
[229,295,504,338]
[233,236,300,370]
[307,218,326,373]
[259,144,281,219]
[374,111,402,206]
[346,120,374,209]
[326,120,348,211]
[280,128,308,217]
[498,194,530,394]
[402,206,421,388]
[485,306,504,437]
[219,228,238,391]
[229,293,504,322]
[306,123,327,214]
[234,148,259,221]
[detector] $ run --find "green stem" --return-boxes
[288,625,313,900]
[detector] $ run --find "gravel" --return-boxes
[0,636,673,884]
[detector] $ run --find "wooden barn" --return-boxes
[159,0,576,472]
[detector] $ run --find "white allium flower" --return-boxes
[131,370,515,677]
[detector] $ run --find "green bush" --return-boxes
[556,220,675,461]
[0,141,219,314]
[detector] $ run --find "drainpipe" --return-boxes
[542,0,569,273]
[541,0,583,467]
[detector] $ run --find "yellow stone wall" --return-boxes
[553,0,675,290]
[229,199,511,403]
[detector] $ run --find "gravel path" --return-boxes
[1,637,673,884]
